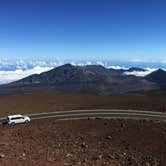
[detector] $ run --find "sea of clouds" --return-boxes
[124,68,158,77]
[0,59,164,84]
[0,66,53,84]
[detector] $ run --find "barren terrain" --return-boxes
[0,119,166,165]
[0,92,166,165]
[0,91,166,117]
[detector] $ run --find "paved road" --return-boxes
[1,109,166,123]
[24,109,166,122]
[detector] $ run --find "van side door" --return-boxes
[11,116,24,124]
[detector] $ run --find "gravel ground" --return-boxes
[0,92,166,117]
[0,119,166,165]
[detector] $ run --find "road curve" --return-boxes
[1,109,166,123]
[26,109,166,122]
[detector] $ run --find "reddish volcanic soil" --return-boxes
[0,92,166,165]
[0,119,166,165]
[0,92,166,117]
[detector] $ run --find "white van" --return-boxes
[3,114,31,125]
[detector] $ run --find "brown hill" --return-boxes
[145,69,166,87]
[0,64,157,95]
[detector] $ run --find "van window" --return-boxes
[11,117,23,120]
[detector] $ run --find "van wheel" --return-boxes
[25,120,29,123]
[11,122,15,125]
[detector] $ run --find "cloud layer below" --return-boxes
[124,68,157,77]
[0,66,53,84]
[0,60,164,84]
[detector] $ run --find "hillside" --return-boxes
[0,64,157,95]
[145,69,166,87]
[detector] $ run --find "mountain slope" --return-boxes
[145,69,166,87]
[13,64,129,84]
[0,64,157,95]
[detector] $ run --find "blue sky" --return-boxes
[0,0,166,62]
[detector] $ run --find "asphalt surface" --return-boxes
[1,109,166,123]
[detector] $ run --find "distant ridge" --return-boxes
[126,67,147,72]
[145,69,166,87]
[0,64,161,95]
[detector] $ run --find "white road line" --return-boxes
[26,109,166,117]
[31,112,166,120]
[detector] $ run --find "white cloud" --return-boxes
[124,68,157,77]
[86,61,92,65]
[109,66,129,70]
[96,61,105,66]
[0,66,53,84]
